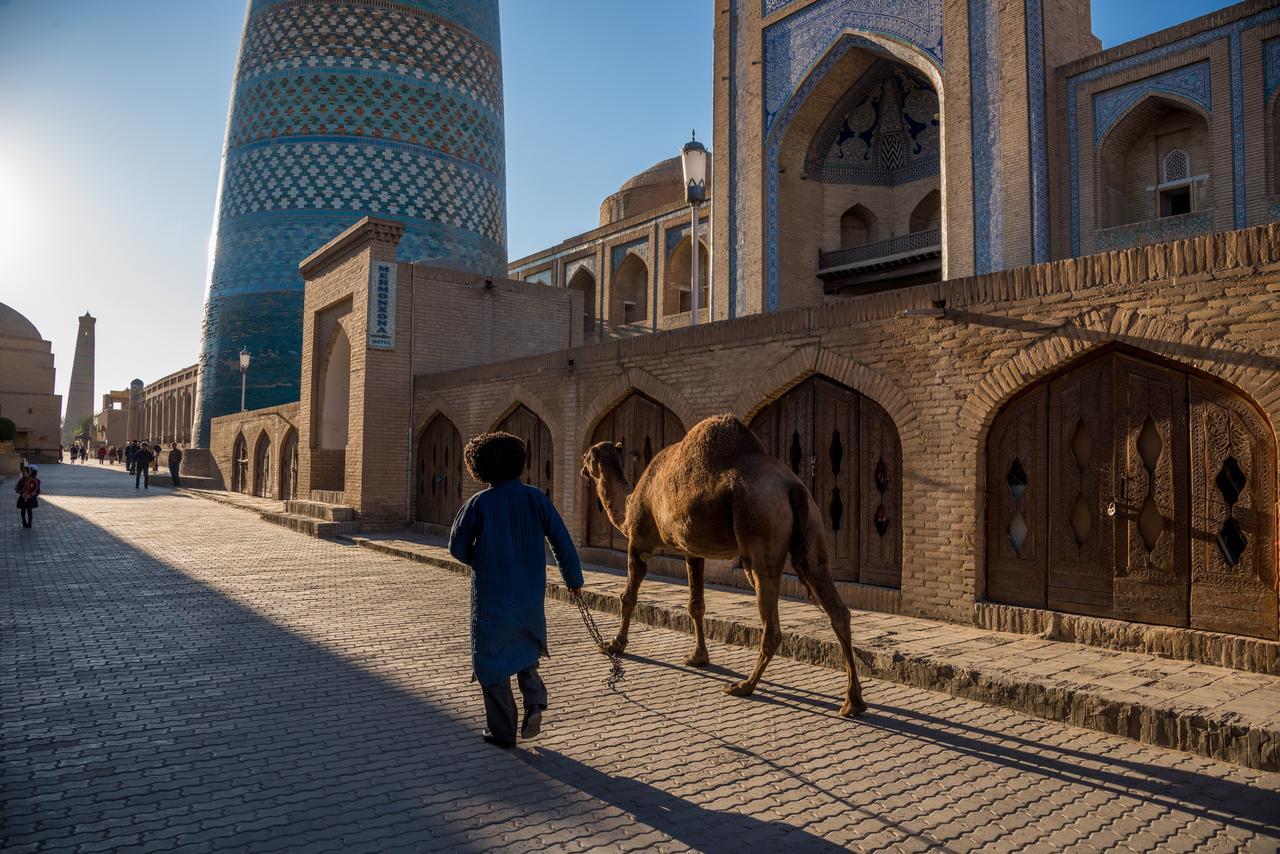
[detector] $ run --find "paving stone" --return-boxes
[2,465,1279,851]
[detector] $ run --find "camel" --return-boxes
[580,413,866,716]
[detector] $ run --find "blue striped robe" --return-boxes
[448,480,584,686]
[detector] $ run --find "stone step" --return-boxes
[348,532,1280,772]
[260,510,360,539]
[309,489,346,505]
[284,499,356,521]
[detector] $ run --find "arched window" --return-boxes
[567,267,597,335]
[611,253,649,327]
[1098,97,1209,228]
[839,204,878,249]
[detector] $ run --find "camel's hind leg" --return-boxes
[799,564,866,717]
[604,545,647,655]
[725,570,781,698]
[684,557,710,667]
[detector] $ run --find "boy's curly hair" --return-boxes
[464,431,527,484]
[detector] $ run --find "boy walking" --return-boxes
[448,432,584,748]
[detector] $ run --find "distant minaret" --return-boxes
[62,312,96,443]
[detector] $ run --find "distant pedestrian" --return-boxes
[152,445,161,474]
[125,441,136,474]
[134,443,154,489]
[57,445,64,463]
[97,445,107,464]
[15,466,40,529]
[447,431,584,749]
[168,444,182,488]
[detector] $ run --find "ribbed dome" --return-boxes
[0,302,43,342]
[600,155,712,226]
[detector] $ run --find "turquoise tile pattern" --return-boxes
[196,0,506,445]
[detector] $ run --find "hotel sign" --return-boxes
[368,261,397,350]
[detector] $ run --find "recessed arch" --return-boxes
[578,367,700,458]
[495,404,555,498]
[231,431,248,494]
[909,189,941,232]
[567,266,597,335]
[663,234,710,316]
[252,430,272,498]
[279,427,299,501]
[317,324,351,450]
[415,412,464,526]
[611,251,649,327]
[839,204,878,249]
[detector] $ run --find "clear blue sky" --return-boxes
[0,0,1235,417]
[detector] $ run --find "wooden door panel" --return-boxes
[587,408,619,549]
[1112,355,1189,627]
[813,378,858,581]
[986,385,1049,608]
[860,398,902,588]
[498,405,554,499]
[1189,379,1279,639]
[417,416,463,526]
[1047,355,1115,617]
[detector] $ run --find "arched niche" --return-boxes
[495,404,554,498]
[586,391,686,551]
[663,235,710,316]
[909,189,941,232]
[985,346,1277,640]
[749,375,902,587]
[252,431,272,498]
[231,432,248,494]
[611,253,648,327]
[839,203,878,249]
[1097,94,1211,229]
[416,413,464,526]
[318,325,351,450]
[279,428,299,501]
[567,266,597,336]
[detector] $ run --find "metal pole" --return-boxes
[690,203,700,326]
[707,201,714,322]
[240,370,246,412]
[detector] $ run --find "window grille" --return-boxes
[1163,149,1189,183]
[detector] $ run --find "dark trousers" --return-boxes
[19,507,32,527]
[136,465,149,489]
[169,464,180,487]
[481,663,547,744]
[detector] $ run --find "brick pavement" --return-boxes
[3,464,1279,852]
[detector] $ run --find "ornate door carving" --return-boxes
[985,385,1049,608]
[587,393,685,550]
[813,379,858,579]
[416,415,463,526]
[1047,356,1115,618]
[1189,378,1278,639]
[497,405,554,499]
[859,397,902,587]
[1111,355,1189,628]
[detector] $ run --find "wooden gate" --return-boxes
[497,405,554,498]
[750,376,902,586]
[252,434,272,498]
[587,392,685,550]
[416,414,464,526]
[986,349,1277,639]
[279,430,298,501]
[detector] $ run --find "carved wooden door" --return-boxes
[497,405,554,499]
[1189,378,1278,639]
[985,385,1049,608]
[1111,355,1189,627]
[587,393,684,551]
[1047,355,1116,618]
[812,379,858,580]
[860,398,902,588]
[417,415,463,526]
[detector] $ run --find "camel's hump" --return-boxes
[678,414,766,466]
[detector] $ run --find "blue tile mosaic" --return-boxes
[1091,62,1211,144]
[728,0,742,318]
[969,0,1002,275]
[196,0,506,445]
[1266,38,1280,99]
[1066,6,1280,255]
[611,238,649,272]
[1026,0,1049,263]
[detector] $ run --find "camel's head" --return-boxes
[581,441,628,487]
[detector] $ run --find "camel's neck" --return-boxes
[597,474,632,533]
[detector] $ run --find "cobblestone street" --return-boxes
[3,465,1279,852]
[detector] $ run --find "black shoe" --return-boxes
[521,709,543,740]
[482,729,515,749]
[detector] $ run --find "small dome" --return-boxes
[599,154,712,226]
[0,302,43,342]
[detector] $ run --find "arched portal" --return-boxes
[318,325,351,450]
[909,189,941,232]
[985,347,1277,639]
[252,432,272,498]
[416,414,464,526]
[496,405,554,497]
[778,50,943,303]
[611,253,648,327]
[1098,95,1211,229]
[567,267,597,336]
[663,235,710,316]
[586,392,686,550]
[749,375,902,586]
[279,428,299,501]
[231,432,248,494]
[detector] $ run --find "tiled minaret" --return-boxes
[193,0,507,446]
[62,312,95,444]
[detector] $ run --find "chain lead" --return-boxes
[573,594,624,689]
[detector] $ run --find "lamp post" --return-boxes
[680,130,708,326]
[239,348,251,412]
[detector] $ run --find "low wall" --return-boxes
[209,403,300,498]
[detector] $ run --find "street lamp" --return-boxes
[680,130,708,326]
[239,347,251,412]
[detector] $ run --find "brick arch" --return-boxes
[1095,90,1212,154]
[731,344,924,456]
[482,384,561,439]
[959,305,1280,445]
[577,368,698,456]
[413,401,473,445]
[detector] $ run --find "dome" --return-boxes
[599,154,713,226]
[0,302,43,342]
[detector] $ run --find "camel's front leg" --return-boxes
[726,572,781,698]
[604,545,647,655]
[684,557,709,667]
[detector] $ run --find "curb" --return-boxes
[349,535,1278,772]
